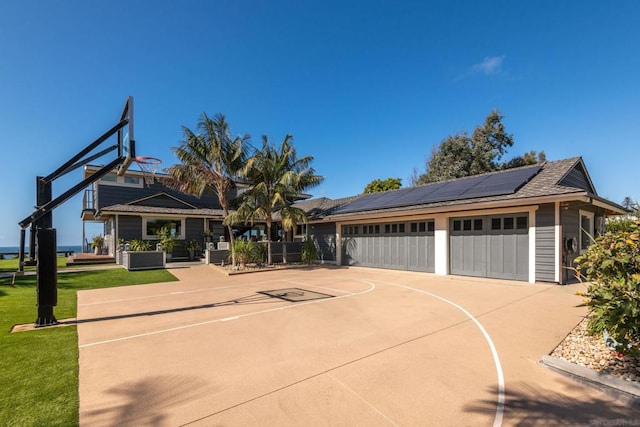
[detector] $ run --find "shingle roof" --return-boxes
[293,157,621,219]
[98,204,225,218]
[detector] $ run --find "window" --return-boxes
[124,176,140,184]
[516,216,528,230]
[410,223,417,233]
[362,226,368,235]
[473,219,483,230]
[144,218,184,239]
[101,174,117,182]
[453,220,461,231]
[427,221,434,232]
[374,225,380,234]
[579,210,594,253]
[385,224,391,233]
[419,222,426,232]
[463,219,472,231]
[491,218,501,230]
[503,217,514,230]
[399,224,405,233]
[391,224,398,233]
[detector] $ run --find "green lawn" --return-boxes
[0,268,178,426]
[0,256,117,273]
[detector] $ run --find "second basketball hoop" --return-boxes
[134,156,162,186]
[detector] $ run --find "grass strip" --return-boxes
[0,268,178,426]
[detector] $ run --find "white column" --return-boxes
[434,214,449,276]
[335,223,342,266]
[554,202,561,283]
[529,207,537,283]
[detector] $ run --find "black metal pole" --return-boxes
[35,177,57,326]
[18,228,25,273]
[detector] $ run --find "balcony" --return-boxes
[81,189,96,221]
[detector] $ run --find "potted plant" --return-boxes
[122,239,164,271]
[157,226,177,262]
[185,239,200,261]
[91,235,105,255]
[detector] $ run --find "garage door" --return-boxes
[342,221,435,272]
[450,214,529,281]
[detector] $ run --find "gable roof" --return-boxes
[126,192,198,209]
[292,157,626,220]
[98,204,226,218]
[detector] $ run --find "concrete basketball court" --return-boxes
[77,265,638,426]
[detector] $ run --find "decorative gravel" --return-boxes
[551,317,640,383]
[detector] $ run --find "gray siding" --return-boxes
[117,215,142,241]
[309,222,337,262]
[122,251,164,270]
[559,164,593,192]
[185,218,205,241]
[134,194,195,208]
[536,204,556,282]
[97,182,221,210]
[561,208,580,283]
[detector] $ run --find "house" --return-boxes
[292,157,625,284]
[81,166,242,259]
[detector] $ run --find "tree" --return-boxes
[227,134,324,264]
[621,196,637,212]
[363,177,402,193]
[415,110,546,185]
[163,113,249,266]
[500,150,546,169]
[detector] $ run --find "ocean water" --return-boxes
[0,245,83,258]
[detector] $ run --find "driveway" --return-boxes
[77,265,639,426]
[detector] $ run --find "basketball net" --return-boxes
[134,156,162,186]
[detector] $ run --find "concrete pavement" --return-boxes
[77,265,640,426]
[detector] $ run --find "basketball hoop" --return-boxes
[134,156,162,186]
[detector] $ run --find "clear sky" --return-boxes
[1,1,638,246]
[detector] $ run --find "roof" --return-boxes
[292,157,626,220]
[98,204,226,218]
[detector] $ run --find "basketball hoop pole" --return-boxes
[18,97,135,327]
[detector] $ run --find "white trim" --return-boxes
[434,214,449,275]
[528,207,536,283]
[554,202,561,283]
[578,210,595,255]
[142,216,186,240]
[335,223,342,265]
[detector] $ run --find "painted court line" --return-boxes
[380,280,505,427]
[79,278,375,348]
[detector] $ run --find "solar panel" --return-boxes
[334,165,542,214]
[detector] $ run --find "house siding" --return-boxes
[118,215,142,241]
[535,203,556,282]
[559,164,593,192]
[96,182,220,210]
[185,218,204,241]
[308,222,337,262]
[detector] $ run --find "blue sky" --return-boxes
[1,1,638,246]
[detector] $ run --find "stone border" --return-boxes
[540,355,640,410]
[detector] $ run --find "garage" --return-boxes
[450,214,529,281]
[342,221,435,272]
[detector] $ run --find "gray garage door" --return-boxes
[342,221,435,272]
[450,214,529,281]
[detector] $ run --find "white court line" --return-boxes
[380,281,505,427]
[79,279,375,348]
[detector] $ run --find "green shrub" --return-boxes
[254,242,268,264]
[301,235,318,264]
[233,240,256,266]
[605,216,637,233]
[129,239,151,252]
[574,219,640,356]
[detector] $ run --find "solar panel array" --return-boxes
[334,165,543,214]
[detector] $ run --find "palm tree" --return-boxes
[163,113,249,266]
[226,134,324,264]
